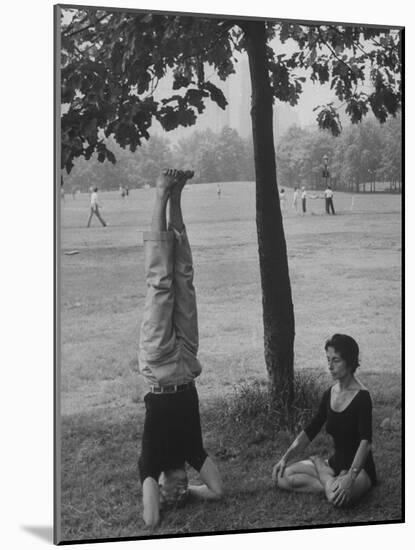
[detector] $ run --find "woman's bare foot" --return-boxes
[310,455,329,472]
[310,455,335,487]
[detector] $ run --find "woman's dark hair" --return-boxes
[325,333,360,373]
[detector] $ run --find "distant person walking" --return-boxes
[87,187,107,227]
[217,184,221,199]
[324,185,336,214]
[279,188,287,212]
[301,187,307,214]
[292,186,299,212]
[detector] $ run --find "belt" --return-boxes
[150,381,195,394]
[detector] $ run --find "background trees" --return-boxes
[64,126,254,191]
[59,7,402,404]
[276,114,402,192]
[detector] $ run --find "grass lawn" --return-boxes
[58,183,402,542]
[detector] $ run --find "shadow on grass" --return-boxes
[58,370,402,542]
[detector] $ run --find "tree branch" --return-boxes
[177,20,237,67]
[317,27,353,74]
[63,13,111,38]
[327,25,369,58]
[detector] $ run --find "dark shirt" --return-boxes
[304,387,377,485]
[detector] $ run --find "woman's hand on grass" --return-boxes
[332,473,354,506]
[272,459,286,482]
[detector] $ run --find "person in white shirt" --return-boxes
[292,186,299,212]
[87,187,107,227]
[324,185,336,215]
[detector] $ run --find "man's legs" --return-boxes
[168,170,199,357]
[189,457,223,500]
[325,198,330,214]
[329,198,335,214]
[168,171,223,500]
[142,478,160,527]
[139,170,178,366]
[94,206,107,226]
[87,208,94,227]
[139,170,179,528]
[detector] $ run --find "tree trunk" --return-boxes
[244,22,295,405]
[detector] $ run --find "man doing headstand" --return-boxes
[138,169,223,528]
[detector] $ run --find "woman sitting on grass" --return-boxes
[272,334,377,507]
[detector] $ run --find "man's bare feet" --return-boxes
[171,170,194,196]
[156,169,178,197]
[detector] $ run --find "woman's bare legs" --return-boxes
[311,455,372,507]
[276,459,325,494]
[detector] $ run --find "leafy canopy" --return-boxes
[60,9,402,173]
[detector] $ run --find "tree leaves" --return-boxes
[60,8,238,172]
[315,105,342,136]
[274,22,401,131]
[202,81,228,110]
[345,94,369,123]
[60,8,401,173]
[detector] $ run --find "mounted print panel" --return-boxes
[55,3,403,544]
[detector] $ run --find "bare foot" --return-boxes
[310,455,328,471]
[171,170,194,196]
[310,455,335,486]
[156,169,178,197]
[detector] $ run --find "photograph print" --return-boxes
[55,3,403,544]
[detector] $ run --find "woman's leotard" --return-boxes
[304,388,377,485]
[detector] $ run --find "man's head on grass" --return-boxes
[159,467,189,510]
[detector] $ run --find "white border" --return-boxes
[1,0,410,548]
